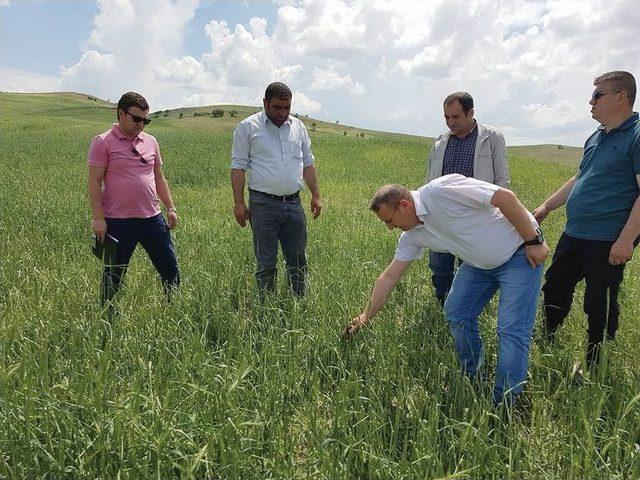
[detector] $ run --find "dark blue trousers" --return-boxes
[101,214,180,303]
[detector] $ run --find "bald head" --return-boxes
[369,184,412,212]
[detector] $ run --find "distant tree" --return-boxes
[294,113,299,118]
[336,120,339,124]
[163,113,169,117]
[343,131,347,136]
[164,109,170,114]
[359,132,365,138]
[310,122,317,131]
[179,112,184,119]
[212,109,225,118]
[228,110,238,117]
[557,145,564,149]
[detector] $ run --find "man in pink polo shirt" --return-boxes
[88,91,180,306]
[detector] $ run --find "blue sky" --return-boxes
[2,0,639,145]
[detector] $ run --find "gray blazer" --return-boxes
[426,122,510,188]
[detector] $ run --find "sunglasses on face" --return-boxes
[131,146,148,164]
[125,110,152,125]
[591,90,621,101]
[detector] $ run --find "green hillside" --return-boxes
[0,92,637,479]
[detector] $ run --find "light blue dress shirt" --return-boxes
[231,111,315,196]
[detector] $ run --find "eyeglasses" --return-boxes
[131,146,148,164]
[382,203,400,225]
[125,110,151,125]
[591,90,621,101]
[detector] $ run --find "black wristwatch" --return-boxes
[524,227,544,246]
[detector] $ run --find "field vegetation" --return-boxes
[0,92,638,479]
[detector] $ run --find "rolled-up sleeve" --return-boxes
[231,122,250,170]
[301,124,314,167]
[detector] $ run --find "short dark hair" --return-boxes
[116,91,149,120]
[594,71,636,107]
[264,82,292,102]
[369,184,412,212]
[444,92,474,115]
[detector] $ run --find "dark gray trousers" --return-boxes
[249,190,307,297]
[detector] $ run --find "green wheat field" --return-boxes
[0,92,638,479]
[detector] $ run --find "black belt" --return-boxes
[250,189,300,201]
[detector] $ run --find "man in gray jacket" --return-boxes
[427,92,510,306]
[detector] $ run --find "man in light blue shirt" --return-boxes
[231,82,321,297]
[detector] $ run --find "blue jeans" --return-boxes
[444,248,543,404]
[249,190,307,297]
[102,214,180,304]
[429,251,458,299]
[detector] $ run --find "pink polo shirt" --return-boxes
[88,124,163,218]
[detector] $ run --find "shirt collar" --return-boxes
[111,123,142,141]
[412,189,427,218]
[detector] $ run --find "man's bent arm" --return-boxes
[491,189,538,240]
[491,188,549,267]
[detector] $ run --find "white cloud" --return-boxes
[60,0,200,107]
[0,68,60,92]
[309,67,365,95]
[11,0,640,144]
[154,56,208,87]
[291,91,321,115]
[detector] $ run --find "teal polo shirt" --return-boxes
[566,112,640,241]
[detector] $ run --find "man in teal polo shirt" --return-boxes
[533,71,640,369]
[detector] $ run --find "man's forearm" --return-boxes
[156,177,175,209]
[362,273,398,321]
[231,169,246,205]
[617,196,640,244]
[303,164,320,197]
[88,182,105,219]
[360,260,411,321]
[542,176,576,211]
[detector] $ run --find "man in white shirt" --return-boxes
[344,174,549,404]
[231,82,321,297]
